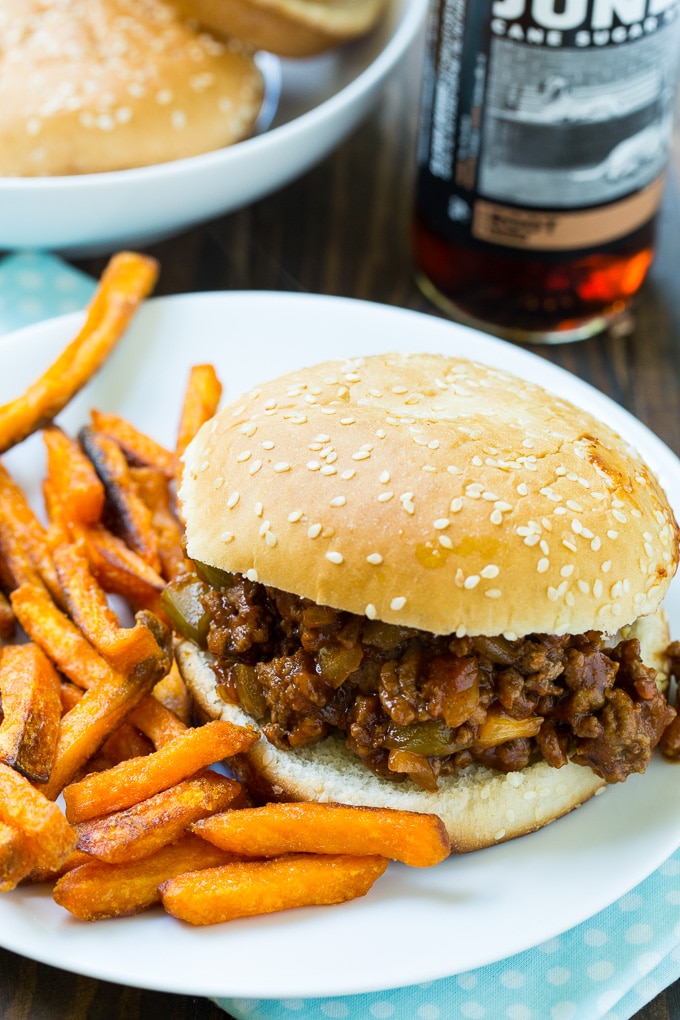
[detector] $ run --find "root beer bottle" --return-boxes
[413,0,680,343]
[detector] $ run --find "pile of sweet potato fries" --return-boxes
[0,252,451,926]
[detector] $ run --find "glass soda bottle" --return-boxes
[413,0,680,343]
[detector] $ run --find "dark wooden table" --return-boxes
[1,29,680,1020]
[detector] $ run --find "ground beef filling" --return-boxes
[203,575,676,791]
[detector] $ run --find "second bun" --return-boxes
[0,0,265,176]
[167,0,390,57]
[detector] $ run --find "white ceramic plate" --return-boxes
[0,292,679,999]
[0,0,425,256]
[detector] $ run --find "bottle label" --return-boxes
[417,0,680,251]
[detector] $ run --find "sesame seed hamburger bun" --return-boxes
[166,0,389,57]
[175,352,679,851]
[179,352,678,637]
[0,0,264,177]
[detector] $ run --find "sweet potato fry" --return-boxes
[0,461,61,600]
[192,802,451,868]
[26,848,92,885]
[160,853,389,926]
[175,364,222,466]
[0,251,158,454]
[79,427,160,572]
[95,722,154,769]
[0,643,62,783]
[0,544,15,592]
[128,691,187,747]
[53,542,160,671]
[0,762,76,872]
[151,660,193,727]
[0,590,15,641]
[0,820,36,892]
[37,612,172,800]
[60,679,84,714]
[90,410,176,479]
[42,425,105,531]
[41,480,70,551]
[62,719,258,822]
[12,581,181,753]
[74,771,241,864]
[11,582,127,691]
[53,834,235,920]
[78,523,165,610]
[130,466,187,581]
[0,514,41,593]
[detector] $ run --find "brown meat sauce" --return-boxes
[203,574,676,790]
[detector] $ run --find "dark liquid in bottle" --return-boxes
[413,212,656,343]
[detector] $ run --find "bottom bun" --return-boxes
[177,611,671,852]
[180,638,662,853]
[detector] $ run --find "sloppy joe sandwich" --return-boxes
[171,352,679,851]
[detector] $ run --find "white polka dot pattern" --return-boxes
[0,252,96,335]
[215,847,680,1020]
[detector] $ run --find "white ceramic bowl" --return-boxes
[0,0,426,256]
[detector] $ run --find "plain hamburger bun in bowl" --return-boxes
[167,0,390,57]
[172,352,679,852]
[0,0,265,176]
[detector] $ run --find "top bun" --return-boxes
[179,352,679,638]
[0,0,264,176]
[166,0,389,57]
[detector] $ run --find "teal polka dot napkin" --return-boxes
[214,848,680,1020]
[0,251,96,333]
[2,251,679,1020]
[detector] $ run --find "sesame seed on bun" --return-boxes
[179,352,679,640]
[0,0,264,177]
